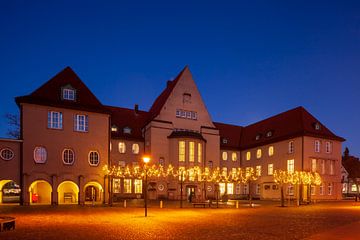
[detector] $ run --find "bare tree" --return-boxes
[5,113,20,139]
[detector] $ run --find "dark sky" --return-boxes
[1,1,359,156]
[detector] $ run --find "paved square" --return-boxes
[1,201,359,239]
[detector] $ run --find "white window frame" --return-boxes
[134,179,142,194]
[88,151,100,166]
[48,111,63,129]
[113,178,121,193]
[0,148,14,161]
[124,179,132,193]
[62,149,75,165]
[287,159,294,173]
[325,141,332,153]
[288,141,294,154]
[315,140,321,153]
[74,114,88,132]
[256,165,262,176]
[34,147,47,164]
[227,183,234,195]
[63,88,75,100]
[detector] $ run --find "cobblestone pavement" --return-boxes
[1,200,359,240]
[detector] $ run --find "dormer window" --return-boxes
[222,138,228,144]
[255,134,261,141]
[266,131,273,137]
[123,127,132,134]
[111,125,118,132]
[62,88,75,101]
[314,123,321,130]
[183,93,191,104]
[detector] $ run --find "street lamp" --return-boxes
[143,156,150,217]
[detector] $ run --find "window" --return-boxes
[288,185,294,195]
[321,160,325,174]
[179,167,186,180]
[179,141,185,162]
[183,93,191,103]
[231,152,237,161]
[159,157,165,166]
[111,125,118,132]
[34,147,47,164]
[222,138,228,144]
[315,140,320,153]
[89,151,99,166]
[235,184,241,194]
[132,144,139,154]
[311,159,317,172]
[63,88,75,100]
[256,165,261,176]
[227,183,234,195]
[330,161,334,175]
[288,141,294,153]
[189,141,195,162]
[222,167,228,176]
[48,111,63,129]
[62,149,74,165]
[268,146,274,156]
[243,183,249,194]
[134,179,142,194]
[118,142,126,153]
[191,112,197,120]
[311,185,315,195]
[198,143,202,163]
[326,142,332,153]
[256,184,261,195]
[186,111,191,119]
[268,164,273,175]
[176,109,181,117]
[119,161,125,167]
[328,183,332,195]
[123,127,132,134]
[255,134,261,140]
[176,109,197,120]
[287,159,294,173]
[351,184,357,192]
[0,148,14,161]
[74,114,88,132]
[266,131,272,137]
[222,151,228,161]
[113,178,121,193]
[219,183,226,195]
[315,122,321,130]
[124,179,132,193]
[256,149,262,159]
[246,151,251,161]
[319,184,324,195]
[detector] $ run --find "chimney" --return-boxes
[134,104,139,114]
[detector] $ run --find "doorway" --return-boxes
[85,186,97,201]
[186,186,196,202]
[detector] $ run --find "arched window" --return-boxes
[132,144,139,154]
[89,151,100,166]
[0,148,14,161]
[231,152,237,161]
[34,147,47,164]
[222,151,228,161]
[268,146,274,156]
[118,142,126,153]
[246,151,251,161]
[256,149,262,159]
[62,149,75,165]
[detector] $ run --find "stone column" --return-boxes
[51,175,58,205]
[78,175,85,205]
[22,173,30,205]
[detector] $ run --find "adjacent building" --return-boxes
[0,66,345,205]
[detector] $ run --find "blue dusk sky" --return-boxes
[0,1,359,156]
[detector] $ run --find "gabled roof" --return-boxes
[343,155,360,178]
[106,105,149,140]
[148,66,188,120]
[240,106,345,149]
[15,67,108,114]
[213,122,243,150]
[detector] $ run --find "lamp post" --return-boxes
[143,156,150,217]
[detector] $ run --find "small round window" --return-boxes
[0,148,14,161]
[34,147,47,164]
[158,184,164,191]
[89,151,99,166]
[63,149,75,165]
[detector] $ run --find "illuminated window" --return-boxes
[266,131,273,137]
[222,167,228,176]
[311,159,317,172]
[287,159,294,173]
[321,160,325,174]
[256,149,262,159]
[62,149,75,165]
[315,123,321,130]
[315,140,320,153]
[189,141,195,162]
[198,143,202,163]
[326,142,332,153]
[255,134,261,140]
[62,88,75,100]
[319,184,324,195]
[311,185,315,195]
[222,151,228,161]
[288,141,294,154]
[330,161,334,175]
[179,167,185,180]
[227,183,234,195]
[219,183,226,195]
[351,184,357,192]
[179,141,185,162]
[328,183,332,195]
[231,152,237,161]
[124,179,132,193]
[132,144,139,154]
[256,165,261,176]
[0,148,14,161]
[48,111,63,129]
[88,151,99,166]
[111,125,118,132]
[246,151,251,161]
[268,146,274,156]
[134,179,142,194]
[118,142,126,153]
[268,164,273,175]
[113,178,121,193]
[34,147,47,164]
[74,114,88,132]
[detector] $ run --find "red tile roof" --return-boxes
[213,122,243,150]
[15,67,108,114]
[106,105,149,140]
[343,156,360,178]
[148,66,188,121]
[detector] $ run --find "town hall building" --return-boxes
[0,66,345,205]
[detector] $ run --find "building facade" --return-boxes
[0,66,345,205]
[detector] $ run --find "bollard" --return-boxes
[236,200,239,209]
[160,200,163,209]
[124,199,127,208]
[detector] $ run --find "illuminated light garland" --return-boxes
[273,170,322,186]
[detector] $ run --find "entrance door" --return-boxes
[85,186,97,201]
[186,187,196,202]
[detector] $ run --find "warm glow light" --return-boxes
[143,156,150,163]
